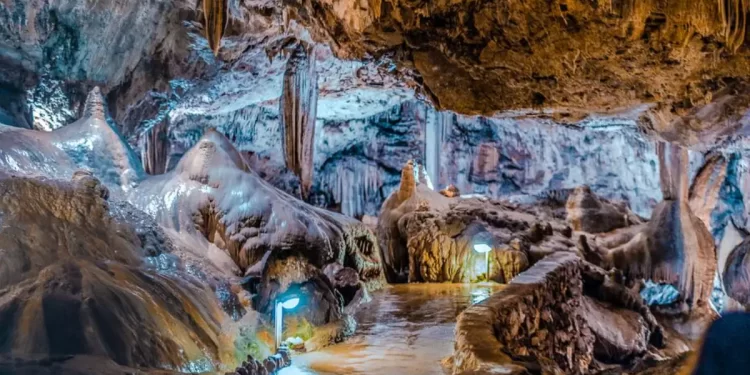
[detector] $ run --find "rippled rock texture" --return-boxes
[0,171,233,373]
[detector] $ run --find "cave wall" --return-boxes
[165,101,426,218]
[439,112,665,218]
[160,99,667,218]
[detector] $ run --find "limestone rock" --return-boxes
[566,185,643,234]
[0,172,232,370]
[581,297,650,362]
[129,129,384,331]
[440,184,460,198]
[723,237,750,307]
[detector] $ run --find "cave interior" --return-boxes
[3,0,750,374]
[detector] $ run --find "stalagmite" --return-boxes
[202,0,228,56]
[83,87,107,120]
[581,142,717,326]
[280,43,318,200]
[397,160,416,202]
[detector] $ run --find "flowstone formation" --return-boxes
[579,144,722,338]
[377,160,647,284]
[0,87,141,191]
[0,87,385,372]
[379,148,730,373]
[128,128,385,348]
[0,171,233,374]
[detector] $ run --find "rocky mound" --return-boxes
[0,87,143,192]
[452,253,681,375]
[377,160,643,284]
[128,128,385,346]
[0,171,232,373]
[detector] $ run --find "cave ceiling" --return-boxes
[3,0,750,150]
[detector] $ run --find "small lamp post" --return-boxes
[473,243,492,280]
[275,295,300,350]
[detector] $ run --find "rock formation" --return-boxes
[0,87,386,371]
[280,43,318,200]
[128,128,384,344]
[688,153,729,230]
[4,1,750,374]
[203,0,228,56]
[378,160,634,284]
[723,237,750,309]
[0,87,143,192]
[0,171,233,372]
[452,253,676,375]
[565,185,644,233]
[579,143,719,339]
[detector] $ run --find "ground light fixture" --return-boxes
[275,294,301,350]
[473,243,492,280]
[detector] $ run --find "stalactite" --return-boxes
[321,159,382,218]
[718,0,750,52]
[142,121,170,175]
[280,43,318,200]
[202,0,228,56]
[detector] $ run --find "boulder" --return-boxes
[581,297,649,362]
[566,185,643,234]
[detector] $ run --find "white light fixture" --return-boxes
[473,244,492,253]
[473,243,493,280]
[281,297,300,310]
[275,295,301,350]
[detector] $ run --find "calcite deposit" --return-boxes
[0,87,385,373]
[5,0,750,374]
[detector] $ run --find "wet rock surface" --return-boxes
[0,171,232,372]
[0,87,386,373]
[128,129,385,332]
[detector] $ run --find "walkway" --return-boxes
[279,283,502,375]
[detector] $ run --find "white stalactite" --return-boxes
[321,159,382,218]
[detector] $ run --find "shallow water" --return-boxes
[278,283,502,375]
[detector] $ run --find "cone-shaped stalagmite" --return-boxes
[202,0,228,56]
[280,43,318,199]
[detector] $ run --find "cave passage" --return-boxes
[278,284,502,375]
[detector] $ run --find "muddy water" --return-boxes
[279,283,502,375]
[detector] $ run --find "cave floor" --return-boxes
[279,283,503,375]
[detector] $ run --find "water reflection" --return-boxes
[279,283,503,375]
